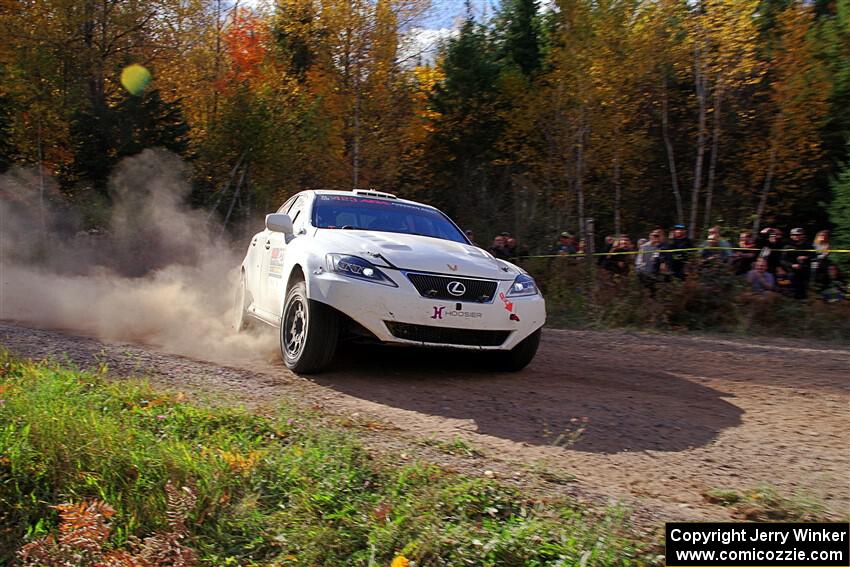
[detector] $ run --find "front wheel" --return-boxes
[280,281,339,374]
[497,328,541,371]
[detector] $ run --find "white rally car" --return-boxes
[234,190,545,373]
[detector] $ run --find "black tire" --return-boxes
[280,281,339,373]
[498,328,541,371]
[233,273,253,332]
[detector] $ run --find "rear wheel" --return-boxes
[497,328,541,371]
[280,281,339,373]
[233,273,253,332]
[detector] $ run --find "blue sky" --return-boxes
[241,0,502,63]
[242,0,498,31]
[419,0,501,29]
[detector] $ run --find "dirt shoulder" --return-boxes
[1,321,847,527]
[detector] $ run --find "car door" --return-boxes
[245,230,264,305]
[261,195,309,320]
[252,197,294,320]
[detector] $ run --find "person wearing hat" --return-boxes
[635,229,664,279]
[701,226,732,261]
[757,227,784,274]
[552,231,577,255]
[660,224,693,279]
[781,227,815,299]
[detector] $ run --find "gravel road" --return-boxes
[1,321,848,525]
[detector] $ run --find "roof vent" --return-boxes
[353,189,398,200]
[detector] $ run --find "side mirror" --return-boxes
[266,213,293,235]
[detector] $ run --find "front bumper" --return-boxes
[307,269,546,350]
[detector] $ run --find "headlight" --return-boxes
[506,273,539,297]
[326,254,397,287]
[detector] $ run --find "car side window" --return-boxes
[288,196,308,234]
[277,196,296,214]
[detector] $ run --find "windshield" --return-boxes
[311,195,468,243]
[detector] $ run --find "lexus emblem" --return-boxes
[447,281,466,296]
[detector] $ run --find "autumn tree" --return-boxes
[750,1,830,231]
[686,0,762,238]
[635,0,690,225]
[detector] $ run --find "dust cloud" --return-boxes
[0,149,278,364]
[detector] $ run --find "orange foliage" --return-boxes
[221,8,269,88]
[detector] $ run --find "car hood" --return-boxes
[314,229,519,280]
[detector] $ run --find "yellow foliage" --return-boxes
[218,449,263,475]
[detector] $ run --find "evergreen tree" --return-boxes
[114,90,190,159]
[829,145,850,268]
[70,89,190,193]
[0,92,14,173]
[494,0,542,77]
[433,21,501,114]
[816,0,850,178]
[426,19,505,218]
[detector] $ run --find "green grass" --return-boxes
[702,486,828,522]
[0,352,660,566]
[419,437,484,458]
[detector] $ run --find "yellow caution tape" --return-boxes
[511,247,850,260]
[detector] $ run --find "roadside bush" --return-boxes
[518,258,850,341]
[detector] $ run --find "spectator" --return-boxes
[504,236,518,258]
[731,231,758,275]
[597,235,616,266]
[661,224,693,279]
[774,266,795,296]
[757,227,784,274]
[636,229,664,294]
[504,236,528,258]
[551,232,577,255]
[701,235,726,263]
[637,238,648,248]
[812,229,830,285]
[819,265,847,303]
[635,229,664,276]
[746,258,775,294]
[601,235,633,275]
[488,235,510,260]
[781,227,815,299]
[464,229,476,246]
[702,226,732,261]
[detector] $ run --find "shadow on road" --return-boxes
[311,340,744,454]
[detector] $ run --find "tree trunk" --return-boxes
[575,114,587,242]
[753,142,778,233]
[206,151,247,223]
[212,0,224,126]
[703,88,723,230]
[690,40,708,240]
[353,78,360,189]
[221,163,248,237]
[661,75,684,224]
[37,116,46,239]
[613,156,621,236]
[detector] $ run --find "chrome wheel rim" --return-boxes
[283,297,307,358]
